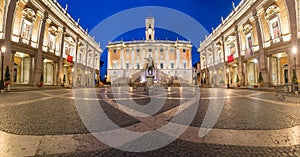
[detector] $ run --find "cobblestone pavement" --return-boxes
[1,87,300,156]
[41,140,300,157]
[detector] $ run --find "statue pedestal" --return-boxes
[146,75,155,89]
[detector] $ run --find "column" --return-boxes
[29,55,34,84]
[235,26,244,86]
[10,51,15,83]
[176,48,180,69]
[166,49,169,69]
[44,61,47,83]
[21,57,24,82]
[73,38,79,87]
[129,49,136,69]
[155,48,158,66]
[244,62,248,85]
[284,0,299,81]
[53,61,57,85]
[92,49,96,86]
[4,0,17,76]
[120,48,126,70]
[84,45,89,87]
[57,27,66,85]
[269,56,273,85]
[141,48,145,68]
[277,57,281,84]
[221,37,228,88]
[253,11,269,84]
[34,12,48,85]
[41,58,44,84]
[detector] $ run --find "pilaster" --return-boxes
[253,11,269,84]
[34,12,48,85]
[284,0,299,82]
[57,27,65,85]
[235,25,245,86]
[4,0,17,80]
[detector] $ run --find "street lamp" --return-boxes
[253,59,258,84]
[0,46,5,90]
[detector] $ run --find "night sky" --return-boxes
[56,0,241,80]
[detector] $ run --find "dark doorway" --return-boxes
[13,68,17,82]
[284,69,288,84]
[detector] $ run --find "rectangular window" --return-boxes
[113,49,117,53]
[78,52,82,63]
[137,64,140,69]
[230,45,236,54]
[126,63,129,69]
[270,20,281,39]
[48,34,56,50]
[70,46,75,57]
[148,48,152,52]
[160,48,164,52]
[136,48,140,52]
[160,63,164,69]
[160,52,164,60]
[246,33,252,49]
[183,62,187,69]
[64,43,70,56]
[171,63,174,69]
[20,19,32,40]
[183,49,186,53]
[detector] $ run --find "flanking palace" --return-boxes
[0,0,102,88]
[198,0,300,89]
[107,17,193,85]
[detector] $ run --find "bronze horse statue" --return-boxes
[145,56,154,75]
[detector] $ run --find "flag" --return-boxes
[228,54,234,63]
[67,55,73,63]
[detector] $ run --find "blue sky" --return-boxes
[57,0,241,80]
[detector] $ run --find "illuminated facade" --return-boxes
[107,17,193,84]
[198,0,300,88]
[0,0,102,87]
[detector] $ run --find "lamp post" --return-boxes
[253,59,258,84]
[0,46,5,90]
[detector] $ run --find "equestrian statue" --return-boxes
[145,55,155,75]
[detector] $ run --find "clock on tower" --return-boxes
[146,17,155,41]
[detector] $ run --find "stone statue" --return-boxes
[145,55,154,75]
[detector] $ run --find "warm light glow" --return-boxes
[253,59,258,64]
[292,47,297,54]
[227,68,229,73]
[72,68,74,72]
[1,46,6,53]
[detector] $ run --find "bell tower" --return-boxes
[145,17,155,41]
